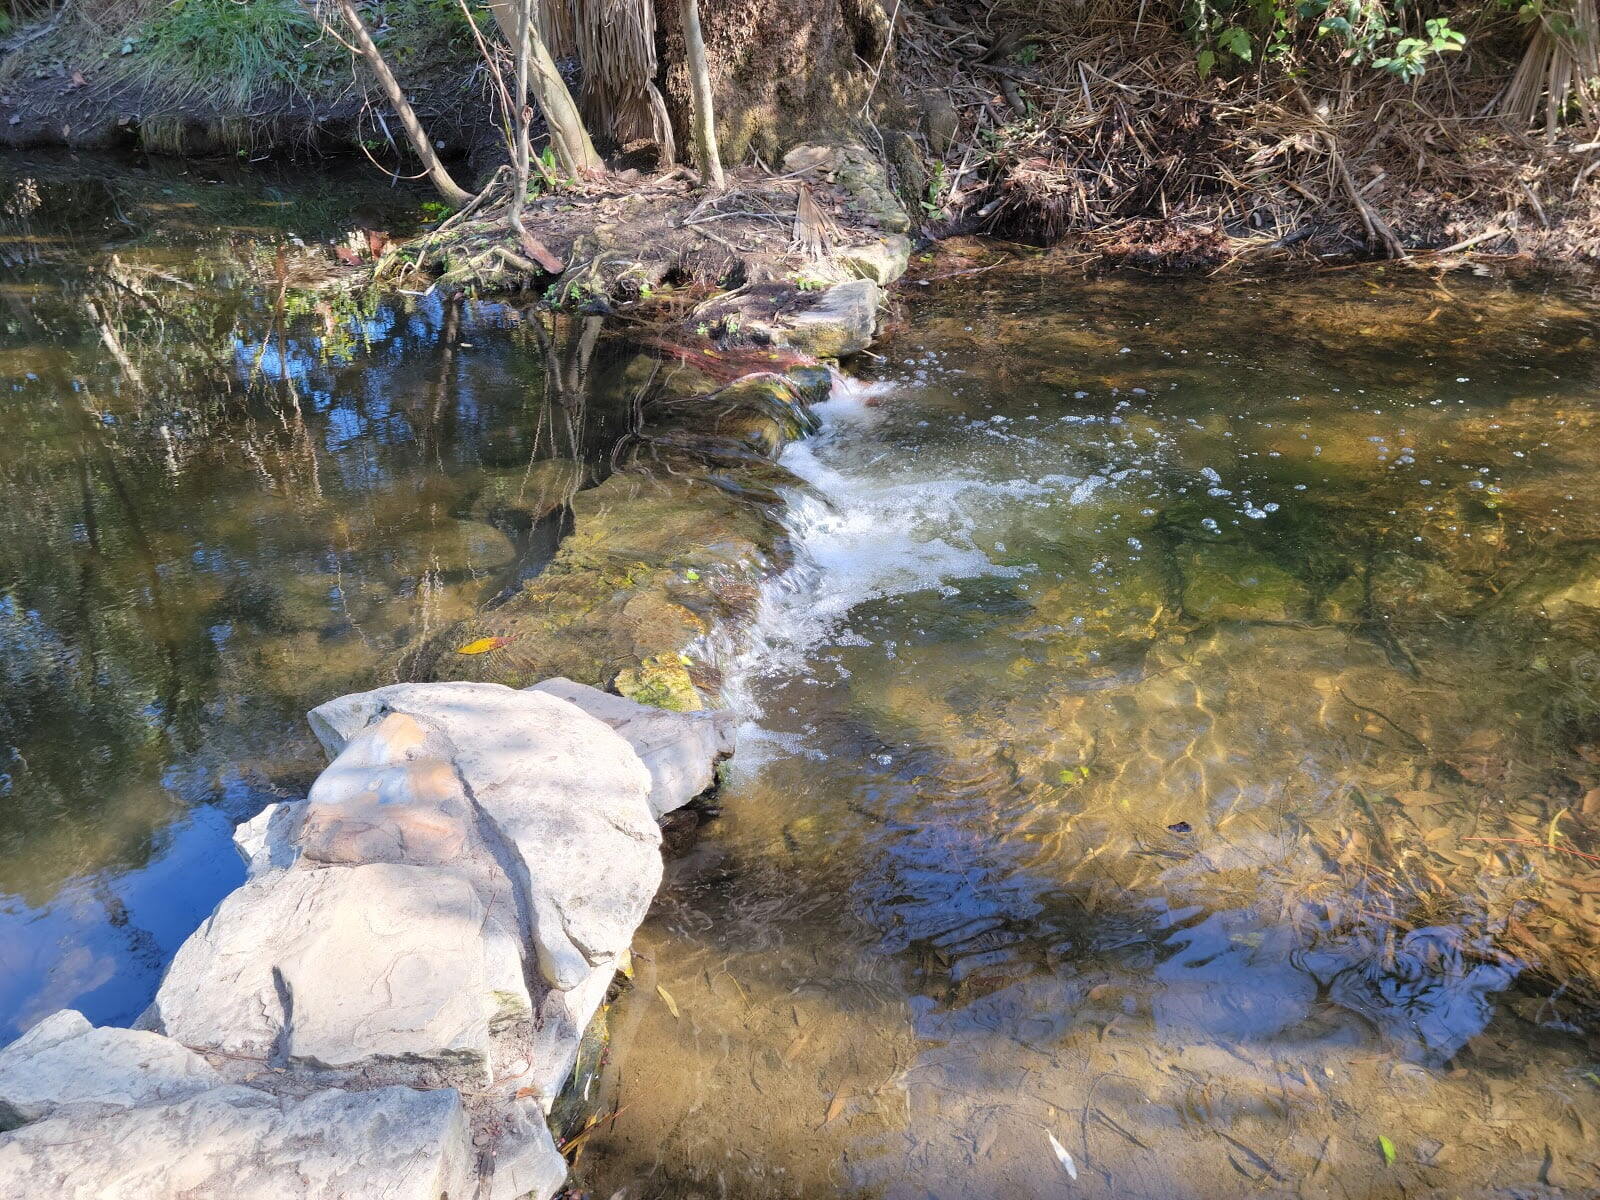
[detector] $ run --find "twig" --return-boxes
[1464,836,1600,865]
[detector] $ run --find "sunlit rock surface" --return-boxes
[0,1010,220,1128]
[0,1078,473,1200]
[528,677,735,818]
[0,676,731,1200]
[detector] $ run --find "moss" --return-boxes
[1180,544,1310,623]
[616,653,703,712]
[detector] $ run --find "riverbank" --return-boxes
[9,1,1600,271]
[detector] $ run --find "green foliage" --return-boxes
[922,160,948,215]
[1185,0,1467,81]
[377,0,483,64]
[132,0,333,106]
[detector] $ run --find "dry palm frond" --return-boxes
[791,182,839,259]
[1496,0,1600,138]
[539,0,577,58]
[573,0,676,160]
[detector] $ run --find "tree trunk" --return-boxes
[323,0,473,207]
[488,1,604,177]
[678,0,724,188]
[509,0,533,228]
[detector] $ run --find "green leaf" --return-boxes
[1218,25,1254,60]
[1196,48,1216,77]
[1379,1135,1397,1166]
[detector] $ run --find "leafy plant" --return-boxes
[1185,0,1467,80]
[1370,17,1465,80]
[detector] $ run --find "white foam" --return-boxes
[718,371,1043,725]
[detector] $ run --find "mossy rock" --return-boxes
[395,365,826,693]
[615,653,703,712]
[1181,545,1309,623]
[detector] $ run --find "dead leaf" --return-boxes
[655,984,680,1019]
[822,1092,847,1125]
[455,636,512,655]
[1047,1131,1078,1180]
[1580,787,1600,818]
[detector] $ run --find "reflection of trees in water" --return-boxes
[0,231,649,897]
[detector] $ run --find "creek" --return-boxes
[1,158,1598,1197]
[576,264,1600,1195]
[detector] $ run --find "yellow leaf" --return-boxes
[656,984,680,1019]
[456,636,510,655]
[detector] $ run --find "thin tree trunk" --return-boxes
[488,1,604,177]
[679,0,724,189]
[509,0,534,229]
[323,0,473,206]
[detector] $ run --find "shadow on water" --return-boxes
[575,265,1600,1198]
[0,154,648,1038]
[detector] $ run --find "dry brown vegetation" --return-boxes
[888,0,1600,265]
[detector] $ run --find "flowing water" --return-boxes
[0,155,640,1039]
[4,158,1600,1198]
[575,264,1600,1197]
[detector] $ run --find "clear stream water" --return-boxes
[2,160,1599,1197]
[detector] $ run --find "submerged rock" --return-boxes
[615,652,703,713]
[396,365,829,699]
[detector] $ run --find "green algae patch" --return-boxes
[1179,544,1310,623]
[615,654,703,712]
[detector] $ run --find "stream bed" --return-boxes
[575,263,1600,1197]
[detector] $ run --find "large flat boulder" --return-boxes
[528,677,735,818]
[0,1011,221,1129]
[307,682,661,990]
[145,861,521,1082]
[0,1083,475,1200]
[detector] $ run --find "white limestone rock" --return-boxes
[528,677,734,818]
[0,1083,474,1200]
[487,1097,568,1200]
[145,861,521,1082]
[306,682,661,991]
[233,800,304,877]
[0,1011,221,1129]
[298,711,477,867]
